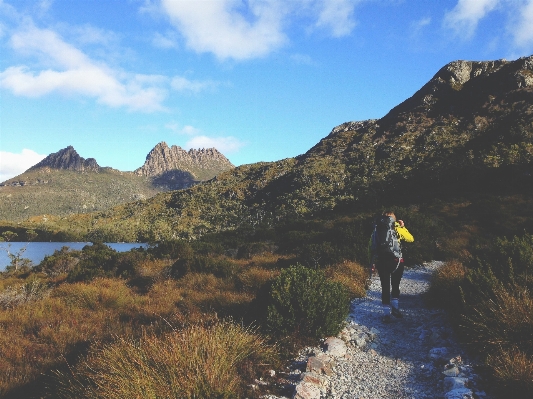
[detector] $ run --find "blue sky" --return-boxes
[1,0,533,182]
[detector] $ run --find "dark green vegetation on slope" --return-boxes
[7,56,532,243]
[0,168,161,223]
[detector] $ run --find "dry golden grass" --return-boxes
[325,260,367,299]
[463,286,533,353]
[438,228,476,261]
[487,347,533,396]
[0,253,302,396]
[426,260,466,309]
[238,266,279,292]
[52,321,279,399]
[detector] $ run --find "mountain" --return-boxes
[6,55,533,241]
[0,144,235,222]
[135,142,234,189]
[30,146,100,173]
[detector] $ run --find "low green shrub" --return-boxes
[261,264,349,339]
[66,243,146,282]
[37,247,80,276]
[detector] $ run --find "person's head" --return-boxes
[383,211,396,221]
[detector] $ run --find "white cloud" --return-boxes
[314,0,357,37]
[165,122,201,135]
[171,75,219,93]
[513,0,533,49]
[161,0,287,60]
[186,135,245,153]
[444,0,500,38]
[0,149,46,182]
[159,0,357,60]
[152,31,179,49]
[70,24,120,46]
[0,24,168,111]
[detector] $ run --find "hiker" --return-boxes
[369,211,414,322]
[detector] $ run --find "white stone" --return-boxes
[292,381,321,399]
[323,337,347,357]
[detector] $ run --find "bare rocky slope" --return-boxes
[134,142,234,188]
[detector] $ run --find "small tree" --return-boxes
[0,230,35,271]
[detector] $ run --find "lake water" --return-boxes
[0,242,148,270]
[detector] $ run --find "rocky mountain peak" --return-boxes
[29,146,100,172]
[135,142,234,179]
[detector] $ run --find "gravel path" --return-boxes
[271,261,491,399]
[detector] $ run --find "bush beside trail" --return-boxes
[427,234,533,397]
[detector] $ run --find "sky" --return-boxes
[1,0,533,182]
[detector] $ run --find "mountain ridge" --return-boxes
[0,142,235,221]
[4,55,533,240]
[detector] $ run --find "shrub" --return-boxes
[477,234,533,286]
[37,247,80,276]
[262,264,349,339]
[66,243,118,282]
[51,321,278,399]
[0,278,49,309]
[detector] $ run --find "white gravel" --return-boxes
[270,261,492,399]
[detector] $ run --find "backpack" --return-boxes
[371,215,402,260]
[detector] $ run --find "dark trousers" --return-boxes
[376,257,404,305]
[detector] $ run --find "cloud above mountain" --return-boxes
[0,149,46,182]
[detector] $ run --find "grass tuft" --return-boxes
[52,321,278,399]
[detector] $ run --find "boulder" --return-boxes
[323,337,347,357]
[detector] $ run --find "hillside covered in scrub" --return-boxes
[0,144,234,222]
[9,55,533,242]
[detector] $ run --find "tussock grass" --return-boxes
[487,347,533,396]
[52,321,279,399]
[463,285,533,355]
[426,260,466,311]
[428,260,533,397]
[326,260,368,298]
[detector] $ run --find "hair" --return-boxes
[383,211,396,220]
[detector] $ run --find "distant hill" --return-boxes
[7,55,533,241]
[0,144,234,222]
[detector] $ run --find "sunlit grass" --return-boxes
[52,321,279,399]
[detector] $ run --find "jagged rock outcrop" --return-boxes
[29,146,100,173]
[135,142,234,184]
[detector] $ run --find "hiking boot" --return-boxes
[382,314,392,323]
[391,307,403,318]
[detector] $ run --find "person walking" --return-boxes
[369,211,414,322]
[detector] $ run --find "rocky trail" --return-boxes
[265,261,492,399]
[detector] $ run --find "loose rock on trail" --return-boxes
[265,261,491,399]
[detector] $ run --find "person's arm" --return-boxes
[395,220,414,242]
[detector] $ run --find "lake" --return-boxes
[0,242,148,270]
